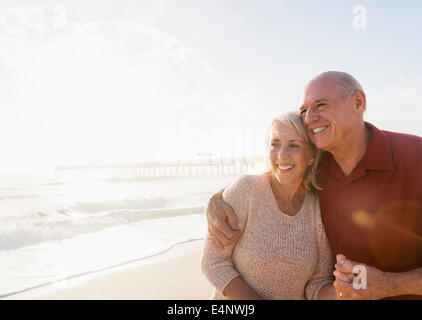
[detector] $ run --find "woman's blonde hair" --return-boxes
[264,111,322,191]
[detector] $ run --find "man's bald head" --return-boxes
[307,71,364,100]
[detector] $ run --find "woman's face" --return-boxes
[269,122,314,187]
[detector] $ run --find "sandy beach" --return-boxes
[3,239,213,300]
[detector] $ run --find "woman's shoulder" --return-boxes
[303,191,323,228]
[223,174,265,202]
[222,175,265,220]
[226,174,267,193]
[306,190,319,205]
[303,190,320,214]
[223,174,270,207]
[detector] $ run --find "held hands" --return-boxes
[205,192,241,250]
[333,254,389,300]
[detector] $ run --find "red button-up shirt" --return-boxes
[317,122,422,299]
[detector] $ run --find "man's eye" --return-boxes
[316,103,326,108]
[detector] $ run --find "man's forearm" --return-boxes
[206,184,239,249]
[385,267,422,297]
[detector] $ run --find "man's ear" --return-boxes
[353,90,366,113]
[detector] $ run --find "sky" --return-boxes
[0,0,421,173]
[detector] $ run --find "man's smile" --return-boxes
[311,125,329,135]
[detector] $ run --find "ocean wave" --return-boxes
[0,205,204,251]
[0,194,45,201]
[40,181,66,187]
[70,195,167,214]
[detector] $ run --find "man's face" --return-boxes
[299,78,356,152]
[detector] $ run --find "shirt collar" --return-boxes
[319,121,394,172]
[361,122,394,171]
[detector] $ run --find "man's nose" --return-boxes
[303,108,318,125]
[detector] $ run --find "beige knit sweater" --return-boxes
[201,174,334,300]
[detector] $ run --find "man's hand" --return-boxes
[206,190,241,250]
[333,254,389,300]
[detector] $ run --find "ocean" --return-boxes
[0,172,239,298]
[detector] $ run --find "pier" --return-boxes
[55,157,266,178]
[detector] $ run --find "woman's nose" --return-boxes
[277,146,288,158]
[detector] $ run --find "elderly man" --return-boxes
[206,71,422,300]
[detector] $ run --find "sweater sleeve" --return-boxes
[200,174,254,295]
[305,197,335,300]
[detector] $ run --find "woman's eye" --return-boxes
[290,144,299,149]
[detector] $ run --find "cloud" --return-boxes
[0,4,221,170]
[0,5,216,107]
[366,78,422,136]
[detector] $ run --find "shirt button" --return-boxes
[342,221,348,227]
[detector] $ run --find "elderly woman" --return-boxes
[201,111,336,300]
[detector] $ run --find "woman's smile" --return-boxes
[276,164,295,172]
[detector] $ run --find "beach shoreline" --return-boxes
[2,239,213,300]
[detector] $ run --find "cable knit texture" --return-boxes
[201,174,334,300]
